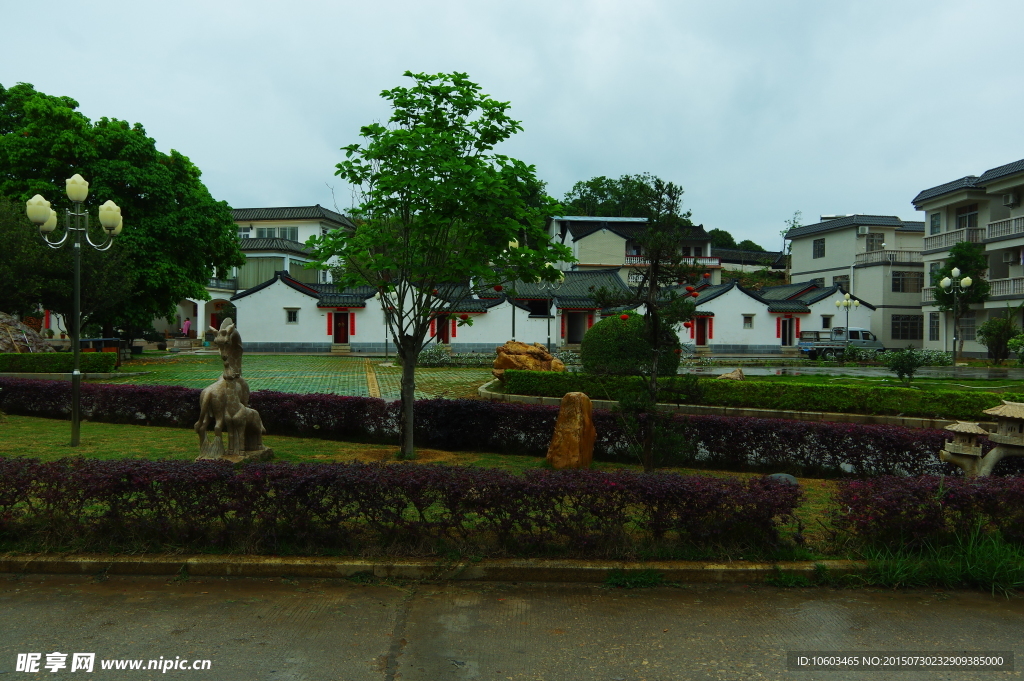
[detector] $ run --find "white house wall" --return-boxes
[231,281,331,352]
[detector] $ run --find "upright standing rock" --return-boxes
[546,392,597,469]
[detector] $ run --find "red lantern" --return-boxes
[691,291,699,298]
[432,289,438,295]
[685,286,695,292]
[683,321,692,328]
[620,314,629,320]
[703,272,710,278]
[494,285,503,292]
[674,348,682,354]
[459,314,469,320]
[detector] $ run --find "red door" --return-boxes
[696,318,708,345]
[333,313,349,343]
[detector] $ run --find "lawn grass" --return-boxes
[738,373,1024,393]
[0,413,837,552]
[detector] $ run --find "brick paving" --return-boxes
[100,354,492,400]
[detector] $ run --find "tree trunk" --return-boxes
[397,338,418,460]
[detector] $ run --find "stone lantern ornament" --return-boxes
[939,400,1024,476]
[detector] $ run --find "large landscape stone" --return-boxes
[493,340,565,380]
[546,392,596,470]
[0,312,55,354]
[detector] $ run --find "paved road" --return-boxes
[1,575,1021,680]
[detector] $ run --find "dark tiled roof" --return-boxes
[757,281,820,300]
[239,238,313,256]
[897,222,925,232]
[978,158,1024,185]
[690,280,737,306]
[911,176,982,205]
[765,300,811,313]
[232,205,355,228]
[789,283,877,310]
[556,216,711,243]
[785,215,916,239]
[712,248,784,266]
[231,271,320,302]
[311,283,375,308]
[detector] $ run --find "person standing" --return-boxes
[182,317,192,338]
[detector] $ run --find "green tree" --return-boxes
[307,71,572,460]
[0,82,244,340]
[736,239,766,252]
[0,196,48,316]
[976,306,1021,365]
[562,172,693,221]
[708,228,737,249]
[585,175,698,471]
[931,242,990,359]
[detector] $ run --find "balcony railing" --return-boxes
[923,228,985,250]
[988,216,1024,240]
[208,277,238,290]
[922,287,938,303]
[989,276,1024,297]
[854,250,922,265]
[624,255,721,266]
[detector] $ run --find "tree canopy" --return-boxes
[736,239,766,252]
[708,228,736,249]
[562,173,694,222]
[0,82,244,333]
[308,71,571,459]
[932,241,990,356]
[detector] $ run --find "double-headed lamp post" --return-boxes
[26,174,123,446]
[940,267,973,364]
[834,292,860,352]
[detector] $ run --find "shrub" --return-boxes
[880,346,929,387]
[417,344,452,367]
[580,311,680,376]
[0,353,117,373]
[1009,334,1024,366]
[977,313,1020,365]
[0,458,801,557]
[504,370,1019,421]
[832,475,1024,549]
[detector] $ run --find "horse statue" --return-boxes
[194,318,272,462]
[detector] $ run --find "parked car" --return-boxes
[798,327,885,360]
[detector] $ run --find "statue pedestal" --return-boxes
[196,436,274,463]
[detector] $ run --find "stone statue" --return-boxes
[194,318,273,463]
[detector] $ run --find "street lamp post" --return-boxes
[834,292,860,356]
[26,175,123,446]
[941,267,973,364]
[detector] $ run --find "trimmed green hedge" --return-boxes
[0,353,118,373]
[503,370,1021,421]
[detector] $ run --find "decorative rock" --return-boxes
[546,392,596,470]
[493,340,566,380]
[767,473,798,486]
[716,368,745,381]
[0,312,55,354]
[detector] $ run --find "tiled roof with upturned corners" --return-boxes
[232,205,355,229]
[983,400,1024,420]
[239,238,313,256]
[231,271,320,302]
[712,248,785,267]
[785,215,919,239]
[911,176,983,205]
[480,268,632,310]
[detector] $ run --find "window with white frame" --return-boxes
[866,233,885,252]
[892,270,924,293]
[257,226,300,241]
[742,315,753,329]
[238,226,251,239]
[892,315,923,340]
[929,312,940,341]
[930,213,941,235]
[929,261,942,285]
[833,275,849,290]
[285,309,299,324]
[822,315,832,329]
[956,204,978,230]
[812,238,825,258]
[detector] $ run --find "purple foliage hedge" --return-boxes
[3,378,1021,477]
[833,476,1024,547]
[0,458,800,556]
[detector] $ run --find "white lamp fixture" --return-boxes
[951,267,961,279]
[961,276,973,288]
[41,209,58,234]
[98,200,121,232]
[26,195,51,224]
[941,277,952,289]
[65,173,89,203]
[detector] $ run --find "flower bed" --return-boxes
[0,458,800,557]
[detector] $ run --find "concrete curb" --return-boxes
[0,554,866,583]
[478,379,982,430]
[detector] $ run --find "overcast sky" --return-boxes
[4,0,1024,251]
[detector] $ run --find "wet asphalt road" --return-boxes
[1,575,1021,681]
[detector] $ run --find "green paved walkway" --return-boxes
[96,354,491,400]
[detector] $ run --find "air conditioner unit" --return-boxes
[1004,193,1018,207]
[1004,252,1017,263]
[857,226,869,235]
